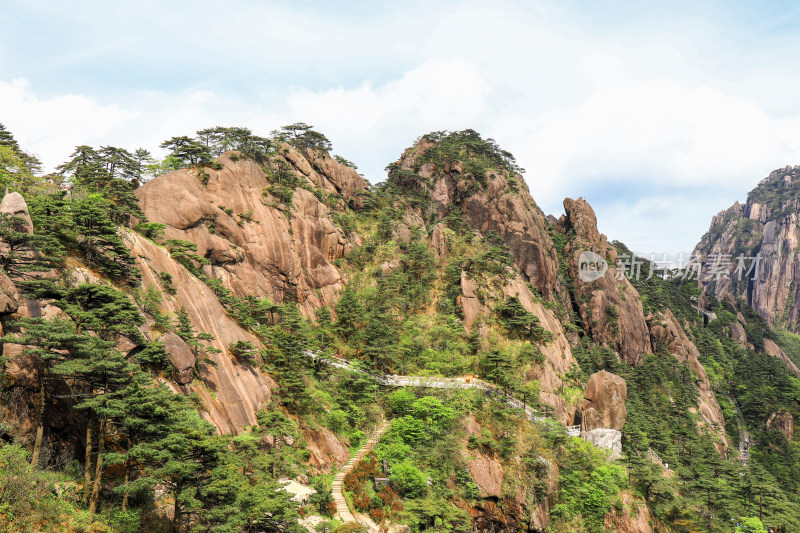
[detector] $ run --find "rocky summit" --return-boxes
[0,124,799,533]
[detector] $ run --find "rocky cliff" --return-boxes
[137,147,368,316]
[648,309,729,451]
[557,198,652,366]
[124,230,276,433]
[694,165,800,331]
[393,136,563,301]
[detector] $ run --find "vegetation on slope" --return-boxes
[0,124,797,533]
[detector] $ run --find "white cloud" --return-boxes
[5,1,800,254]
[0,78,135,166]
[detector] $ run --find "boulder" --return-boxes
[579,370,627,431]
[305,427,349,473]
[0,192,33,234]
[162,332,195,385]
[0,270,19,314]
[767,411,794,441]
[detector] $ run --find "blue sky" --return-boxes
[3,0,800,253]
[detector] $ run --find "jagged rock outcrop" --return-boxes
[137,149,368,316]
[395,139,562,300]
[648,309,730,450]
[558,198,652,365]
[767,411,794,441]
[279,144,368,206]
[694,166,800,332]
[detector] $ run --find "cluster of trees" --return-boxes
[611,245,800,531]
[27,193,141,281]
[159,123,334,168]
[0,227,304,532]
[57,145,159,188]
[387,129,526,197]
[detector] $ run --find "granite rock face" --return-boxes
[394,139,563,301]
[162,332,195,385]
[137,149,368,316]
[124,230,275,434]
[694,166,800,332]
[0,191,34,234]
[558,198,652,366]
[579,370,627,432]
[648,309,730,451]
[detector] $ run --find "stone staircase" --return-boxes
[332,421,392,528]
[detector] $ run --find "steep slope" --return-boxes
[137,147,368,316]
[378,133,583,423]
[694,165,800,331]
[557,197,652,366]
[392,133,563,301]
[124,230,275,433]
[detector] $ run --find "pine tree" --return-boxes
[175,307,219,374]
[54,335,139,516]
[150,409,222,532]
[111,379,190,511]
[131,148,158,186]
[314,306,333,348]
[0,213,64,284]
[0,318,85,467]
[58,283,144,343]
[335,287,364,338]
